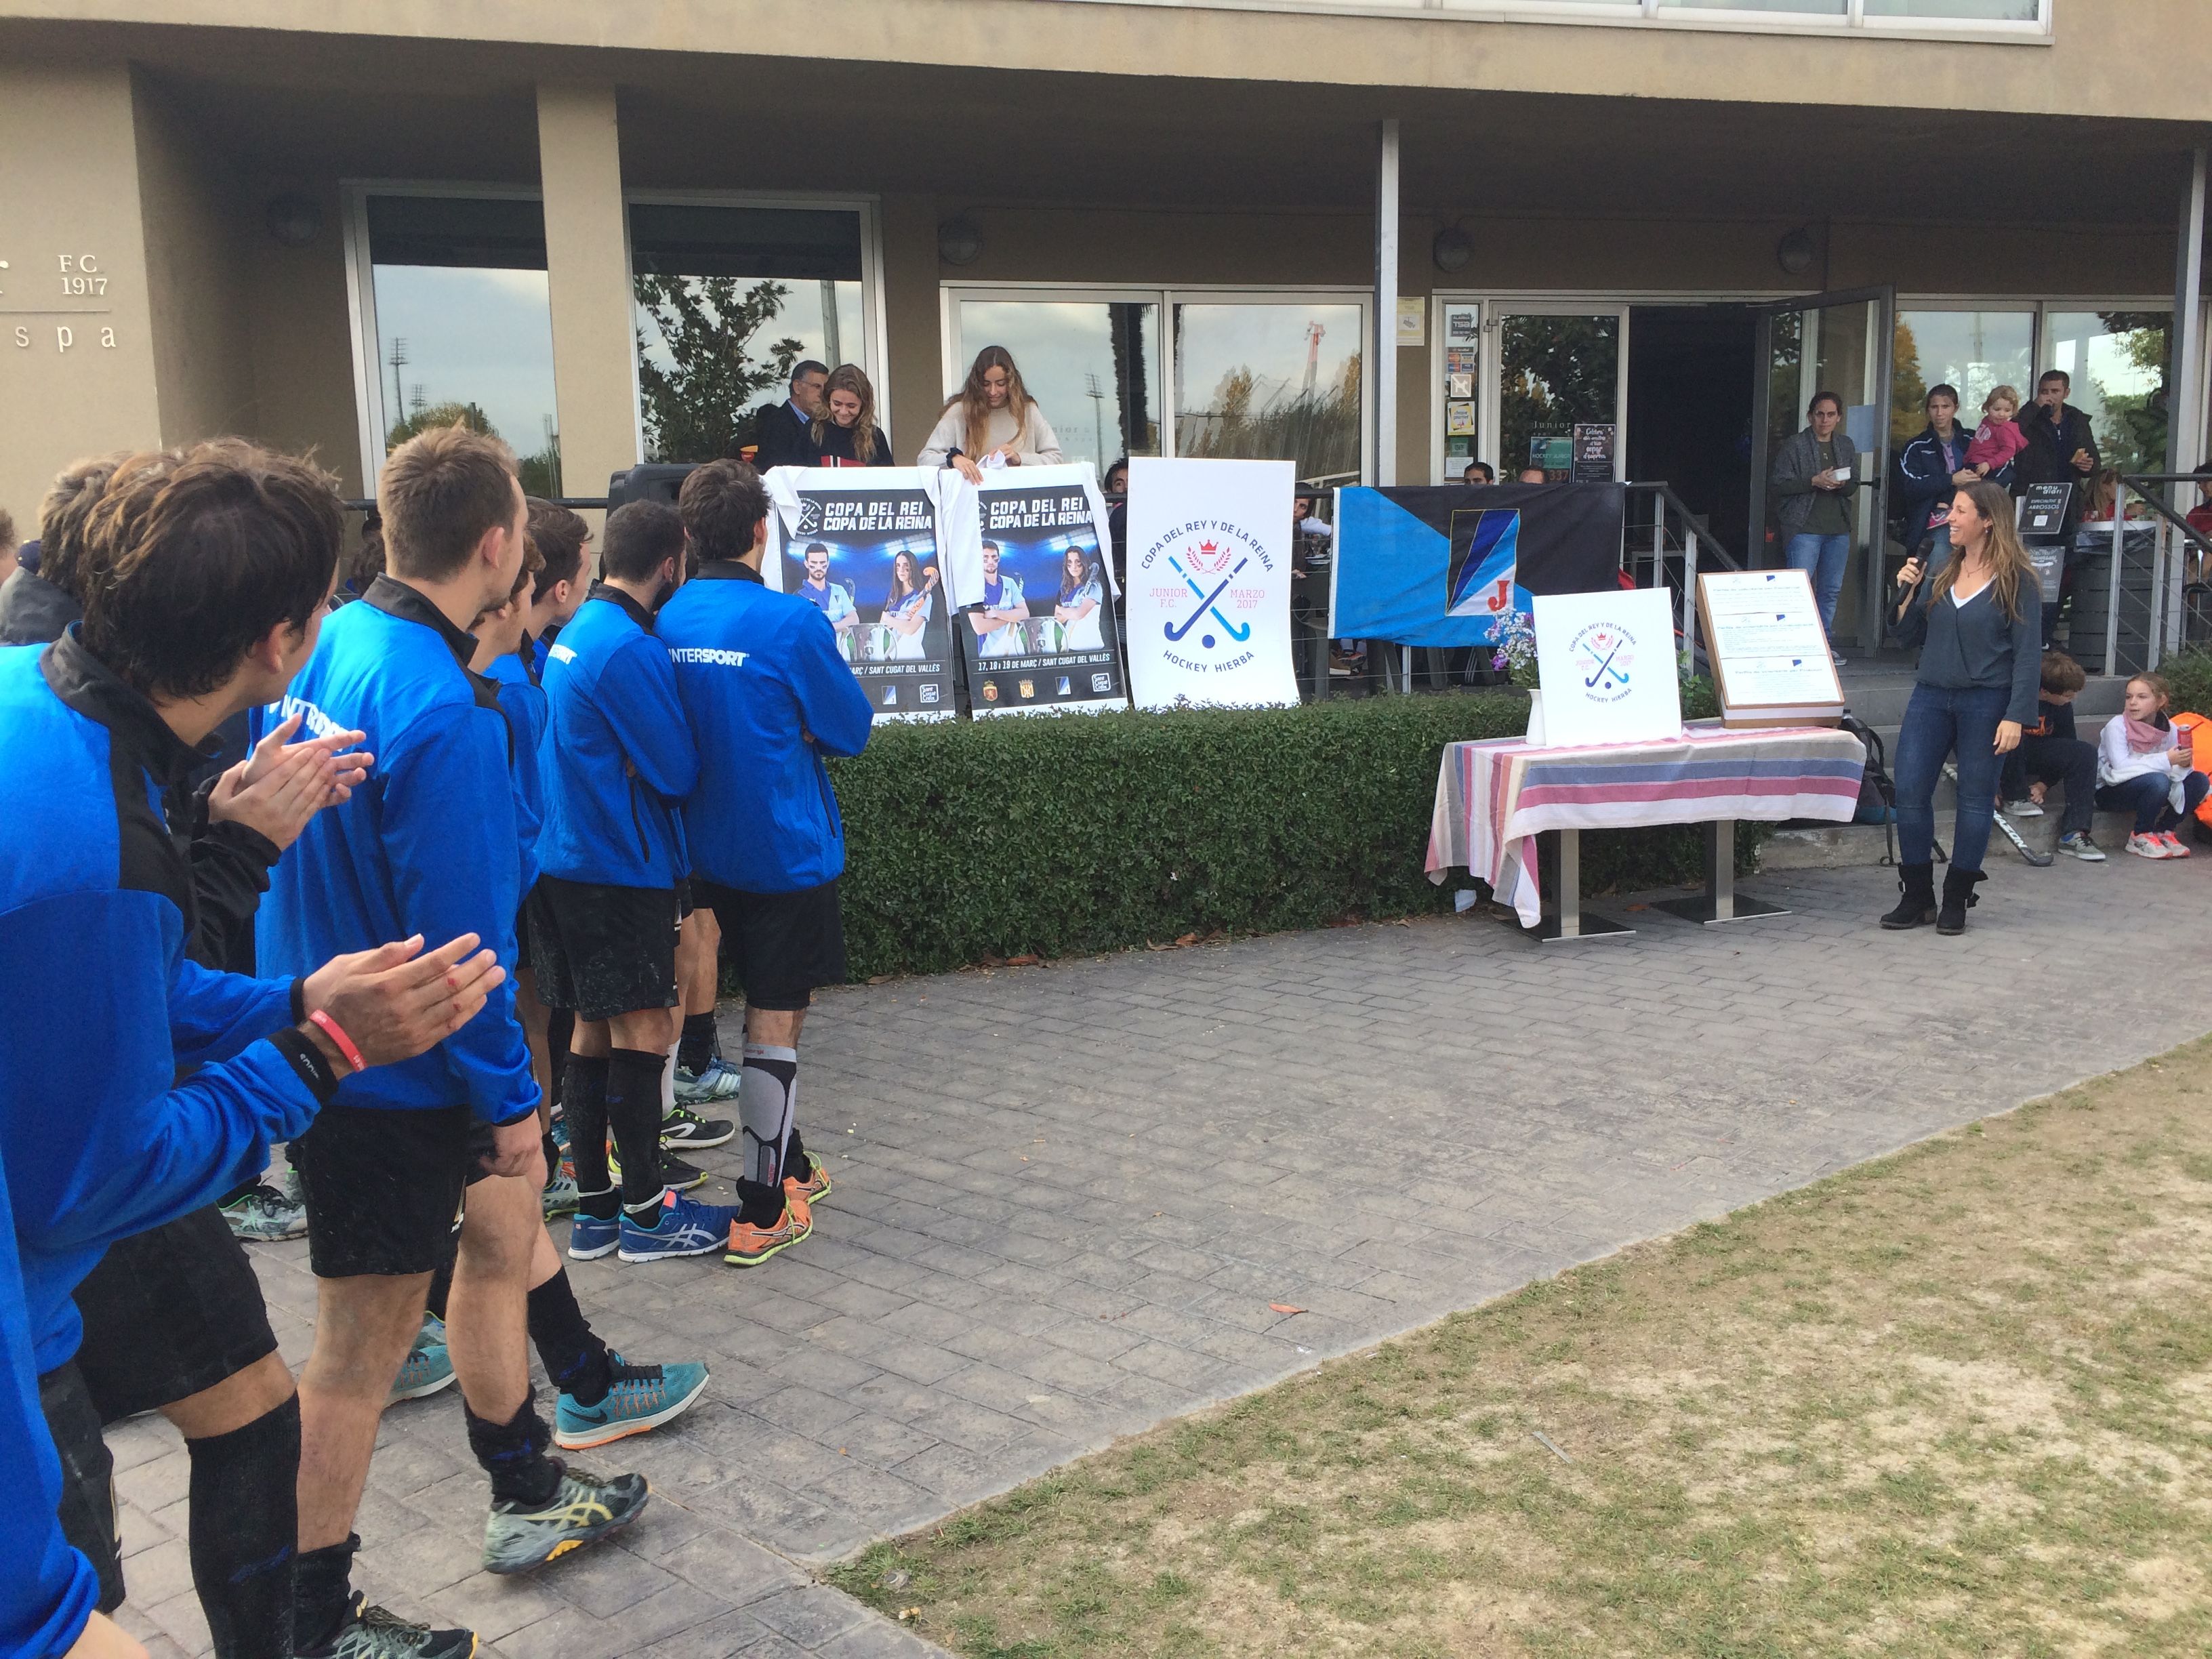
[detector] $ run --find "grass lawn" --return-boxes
[830,1041,2212,1657]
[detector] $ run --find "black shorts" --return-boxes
[527,876,682,1022]
[41,1361,123,1613]
[73,1206,277,1422]
[697,878,846,1010]
[292,1101,477,1278]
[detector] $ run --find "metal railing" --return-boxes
[2109,474,2212,670]
[1626,481,1744,670]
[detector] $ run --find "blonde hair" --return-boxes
[1984,384,2021,413]
[943,346,1033,459]
[810,364,881,464]
[1931,479,2036,623]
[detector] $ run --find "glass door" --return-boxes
[1749,286,1896,651]
[1489,305,1627,483]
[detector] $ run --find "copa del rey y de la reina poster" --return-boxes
[1124,457,1300,710]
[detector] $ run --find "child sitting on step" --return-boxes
[2094,672,2206,859]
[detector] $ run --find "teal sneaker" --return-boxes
[553,1352,710,1450]
[221,1181,308,1242]
[481,1462,649,1574]
[672,1057,743,1107]
[387,1314,455,1405]
[541,1165,580,1218]
[314,1592,476,1658]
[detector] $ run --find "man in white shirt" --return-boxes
[969,539,1029,657]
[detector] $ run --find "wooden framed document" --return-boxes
[1696,569,1845,729]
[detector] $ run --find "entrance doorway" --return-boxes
[1625,304,1757,562]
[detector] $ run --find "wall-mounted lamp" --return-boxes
[1432,224,1473,274]
[937,216,984,267]
[265,194,324,248]
[1776,226,1818,278]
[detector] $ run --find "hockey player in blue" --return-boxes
[0,443,508,1659]
[255,428,651,1658]
[661,461,874,1268]
[530,499,748,1265]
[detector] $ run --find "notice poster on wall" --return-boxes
[1532,587,1683,747]
[763,468,956,721]
[1123,457,1300,710]
[937,464,1126,716]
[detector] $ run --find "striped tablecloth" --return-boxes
[1426,722,1867,927]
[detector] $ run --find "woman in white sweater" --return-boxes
[2093,672,2207,859]
[918,346,1065,483]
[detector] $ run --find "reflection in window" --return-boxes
[1654,0,1846,13]
[954,300,1160,472]
[1500,313,1619,479]
[2045,312,2171,478]
[1864,1,2041,18]
[366,195,562,495]
[631,203,865,464]
[1173,303,1364,485]
[1891,310,2034,446]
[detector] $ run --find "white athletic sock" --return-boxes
[738,1044,798,1187]
[660,1033,680,1118]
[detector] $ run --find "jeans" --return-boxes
[1784,532,1851,641]
[2000,735,2099,836]
[1893,682,2010,872]
[2095,770,2209,834]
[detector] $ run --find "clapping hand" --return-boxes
[208,714,373,851]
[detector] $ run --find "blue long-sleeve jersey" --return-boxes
[485,648,549,895]
[658,560,874,893]
[537,586,697,890]
[254,578,536,1126]
[0,632,335,1656]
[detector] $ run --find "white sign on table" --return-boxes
[1695,569,1845,727]
[1531,587,1683,747]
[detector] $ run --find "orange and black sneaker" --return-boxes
[723,1189,811,1269]
[790,1153,832,1206]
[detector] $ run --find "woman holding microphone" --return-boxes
[1880,479,2042,936]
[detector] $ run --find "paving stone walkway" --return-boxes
[114,850,2212,1656]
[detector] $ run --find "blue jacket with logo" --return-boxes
[0,633,335,1658]
[253,579,535,1126]
[485,647,549,895]
[658,561,874,893]
[537,586,697,890]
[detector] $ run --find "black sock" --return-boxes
[541,1132,560,1188]
[291,1533,358,1654]
[424,1225,458,1322]
[734,1175,786,1229]
[677,1011,716,1076]
[547,1010,575,1106]
[464,1395,562,1507]
[563,1053,611,1195]
[786,1124,809,1179]
[606,1047,667,1212]
[189,1397,300,1659]
[527,1269,612,1406]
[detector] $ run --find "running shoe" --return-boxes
[481,1462,649,1574]
[550,1115,571,1154]
[387,1315,456,1405]
[567,1208,620,1261]
[2160,830,2192,857]
[2057,830,2108,861]
[311,1593,476,1659]
[554,1353,710,1450]
[790,1151,832,1206]
[541,1166,580,1218]
[673,1057,743,1106]
[607,1146,707,1192]
[2127,832,2171,859]
[724,1189,812,1269]
[617,1192,746,1263]
[221,1181,308,1242]
[661,1103,735,1151]
[2002,798,2044,817]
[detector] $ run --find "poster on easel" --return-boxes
[1695,569,1845,729]
[763,468,956,721]
[935,464,1127,716]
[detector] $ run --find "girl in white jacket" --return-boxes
[2094,673,2207,858]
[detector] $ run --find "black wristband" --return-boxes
[268,1027,341,1103]
[290,978,307,1024]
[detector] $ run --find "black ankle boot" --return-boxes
[1879,862,1936,929]
[1936,867,1984,935]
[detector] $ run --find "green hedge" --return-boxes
[2158,647,2212,717]
[825,684,1746,981]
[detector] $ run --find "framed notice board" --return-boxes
[1696,569,1845,728]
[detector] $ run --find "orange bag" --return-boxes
[2173,711,2212,826]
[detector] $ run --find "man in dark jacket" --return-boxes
[748,360,829,471]
[1892,383,1975,562]
[2013,370,2099,521]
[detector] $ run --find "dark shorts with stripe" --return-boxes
[526,876,685,1022]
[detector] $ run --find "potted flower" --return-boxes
[1490,609,1544,741]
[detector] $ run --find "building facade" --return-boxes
[2,0,2205,642]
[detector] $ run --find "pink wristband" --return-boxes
[307,1009,367,1073]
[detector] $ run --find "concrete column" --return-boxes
[1373,118,1399,489]
[536,84,637,498]
[880,192,944,468]
[2164,143,2206,657]
[0,61,163,523]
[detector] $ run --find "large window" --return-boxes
[629,199,875,464]
[349,192,562,494]
[2045,311,2171,478]
[946,288,1369,485]
[1890,307,2035,445]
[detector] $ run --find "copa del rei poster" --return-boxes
[1123,457,1300,710]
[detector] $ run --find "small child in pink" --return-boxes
[1964,385,2029,480]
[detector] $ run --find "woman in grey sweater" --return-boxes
[1880,479,2043,935]
[1768,390,1860,659]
